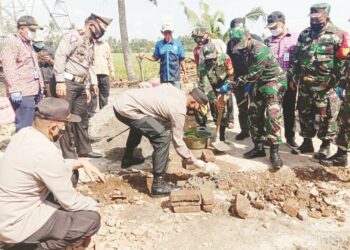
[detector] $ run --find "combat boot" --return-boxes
[151,174,182,198]
[270,145,283,170]
[291,138,314,154]
[244,142,266,159]
[314,140,331,160]
[320,147,348,167]
[121,148,145,169]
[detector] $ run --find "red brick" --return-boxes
[171,201,200,207]
[170,189,201,203]
[234,194,250,219]
[173,205,201,213]
[202,204,215,213]
[201,149,215,163]
[217,181,230,191]
[282,198,299,217]
[200,187,215,205]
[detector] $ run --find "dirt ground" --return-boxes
[1,86,350,250]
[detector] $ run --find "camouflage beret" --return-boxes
[191,27,207,37]
[310,3,331,17]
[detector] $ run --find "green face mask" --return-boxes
[33,41,45,52]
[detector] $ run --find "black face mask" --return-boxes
[310,22,326,33]
[90,25,104,40]
[50,127,66,142]
[186,107,197,115]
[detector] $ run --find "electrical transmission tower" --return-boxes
[0,0,35,37]
[42,0,72,34]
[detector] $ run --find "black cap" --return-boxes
[230,18,245,28]
[35,98,81,123]
[17,16,43,30]
[190,88,209,105]
[266,11,285,28]
[88,13,113,31]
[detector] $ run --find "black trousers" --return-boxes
[60,80,92,159]
[283,85,297,140]
[114,109,170,175]
[88,74,110,117]
[234,85,249,133]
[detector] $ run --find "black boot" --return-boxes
[151,174,182,198]
[235,131,250,140]
[270,145,283,170]
[291,138,314,154]
[314,140,331,160]
[244,142,266,159]
[121,148,145,169]
[320,147,348,167]
[286,137,299,149]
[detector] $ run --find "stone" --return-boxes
[217,181,230,191]
[233,194,250,219]
[309,210,322,219]
[173,205,201,213]
[201,149,215,163]
[200,187,215,205]
[176,180,187,186]
[170,189,201,203]
[282,198,299,217]
[202,204,215,213]
[251,200,265,210]
[296,188,310,200]
[337,216,346,222]
[248,192,258,201]
[321,207,331,217]
[297,209,308,221]
[310,187,319,197]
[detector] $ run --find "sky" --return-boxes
[29,0,350,41]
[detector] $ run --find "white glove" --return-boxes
[193,159,206,168]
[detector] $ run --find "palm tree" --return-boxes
[118,0,157,81]
[180,0,225,39]
[181,1,266,42]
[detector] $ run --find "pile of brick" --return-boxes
[169,188,215,213]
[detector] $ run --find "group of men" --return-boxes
[190,3,350,170]
[0,2,350,249]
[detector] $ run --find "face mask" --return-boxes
[90,25,104,40]
[50,126,66,142]
[186,107,196,115]
[202,38,209,45]
[310,22,326,33]
[26,30,36,41]
[33,42,45,52]
[270,27,283,37]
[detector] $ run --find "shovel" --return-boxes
[211,94,232,152]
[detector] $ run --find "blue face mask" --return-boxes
[33,42,45,52]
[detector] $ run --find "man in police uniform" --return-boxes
[54,13,112,159]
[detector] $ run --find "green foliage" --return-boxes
[177,35,196,52]
[180,0,225,39]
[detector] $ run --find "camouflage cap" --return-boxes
[191,27,207,37]
[309,3,331,18]
[229,24,249,42]
[202,43,217,60]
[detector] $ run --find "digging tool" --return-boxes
[211,94,232,152]
[106,128,130,142]
[137,48,146,82]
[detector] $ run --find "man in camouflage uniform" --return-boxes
[55,13,112,159]
[230,24,287,169]
[321,47,350,167]
[226,18,263,141]
[289,3,347,160]
[198,43,234,141]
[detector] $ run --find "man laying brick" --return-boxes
[113,85,211,197]
[0,98,104,250]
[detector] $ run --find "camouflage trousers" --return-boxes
[248,79,286,145]
[335,88,350,150]
[297,84,340,141]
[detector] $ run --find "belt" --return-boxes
[64,72,86,83]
